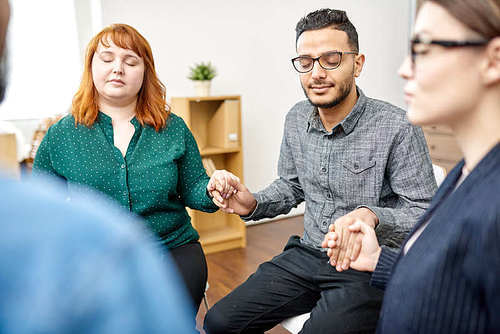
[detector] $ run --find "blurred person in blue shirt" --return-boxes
[0,1,194,333]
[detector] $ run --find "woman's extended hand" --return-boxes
[207,170,239,203]
[323,221,382,272]
[207,171,257,216]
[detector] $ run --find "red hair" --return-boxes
[72,24,169,131]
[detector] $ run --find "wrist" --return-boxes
[359,207,379,228]
[247,199,257,215]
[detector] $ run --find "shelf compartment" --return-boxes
[188,208,246,255]
[172,97,241,151]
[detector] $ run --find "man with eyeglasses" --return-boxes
[204,8,436,334]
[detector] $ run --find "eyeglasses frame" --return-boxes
[291,51,358,73]
[410,37,489,66]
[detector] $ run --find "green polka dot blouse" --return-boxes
[33,112,218,249]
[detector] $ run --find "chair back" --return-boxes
[432,164,447,186]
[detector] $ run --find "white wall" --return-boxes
[103,0,411,219]
[0,0,81,121]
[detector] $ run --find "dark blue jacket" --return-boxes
[372,143,500,334]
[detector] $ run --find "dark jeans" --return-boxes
[204,236,383,334]
[169,240,208,313]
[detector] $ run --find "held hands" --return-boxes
[321,207,381,272]
[207,170,240,202]
[206,170,257,216]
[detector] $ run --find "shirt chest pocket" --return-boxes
[338,158,377,200]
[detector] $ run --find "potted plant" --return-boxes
[188,62,217,96]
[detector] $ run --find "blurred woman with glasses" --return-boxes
[323,0,500,332]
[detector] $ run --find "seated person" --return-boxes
[324,0,500,332]
[204,8,436,334]
[0,2,193,332]
[32,23,236,314]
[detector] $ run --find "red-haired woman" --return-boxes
[33,24,236,314]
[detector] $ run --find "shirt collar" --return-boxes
[307,86,367,135]
[97,111,141,130]
[306,107,323,133]
[97,111,112,125]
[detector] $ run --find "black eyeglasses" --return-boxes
[291,51,358,73]
[410,36,489,66]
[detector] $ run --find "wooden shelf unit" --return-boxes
[422,125,463,172]
[0,133,20,178]
[171,95,246,254]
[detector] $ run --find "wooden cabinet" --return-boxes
[422,125,463,172]
[0,133,19,178]
[171,95,246,254]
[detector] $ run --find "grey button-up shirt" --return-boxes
[245,88,437,249]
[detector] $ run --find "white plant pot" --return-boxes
[193,80,211,97]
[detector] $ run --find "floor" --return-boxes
[196,215,304,333]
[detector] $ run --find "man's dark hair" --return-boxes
[295,9,359,52]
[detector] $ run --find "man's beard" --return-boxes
[302,75,354,109]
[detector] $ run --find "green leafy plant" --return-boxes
[188,62,217,81]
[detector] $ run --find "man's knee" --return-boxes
[204,305,234,334]
[299,284,383,334]
[301,311,378,334]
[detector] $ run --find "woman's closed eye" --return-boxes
[124,56,139,66]
[125,59,138,66]
[100,57,113,63]
[413,43,431,56]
